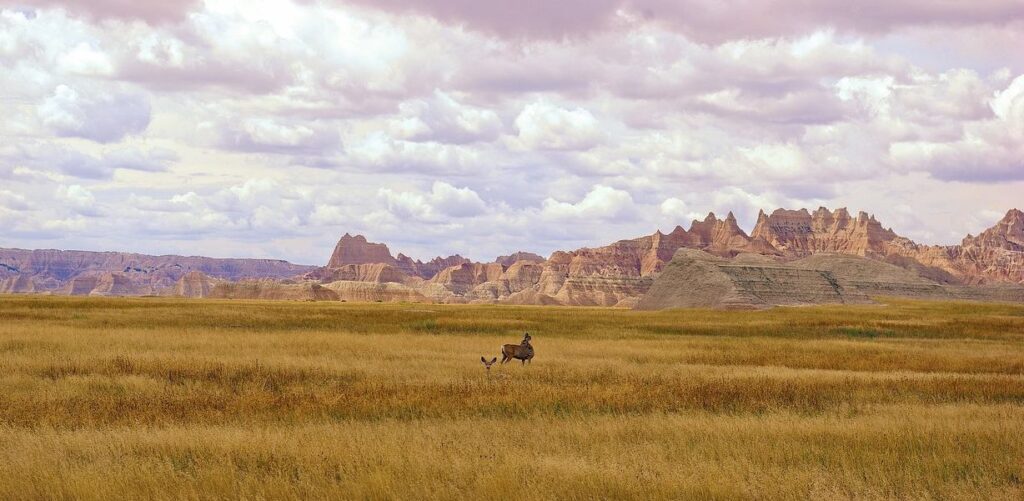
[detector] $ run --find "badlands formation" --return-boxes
[0,250,313,297]
[2,207,1023,308]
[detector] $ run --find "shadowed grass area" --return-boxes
[1,295,1023,499]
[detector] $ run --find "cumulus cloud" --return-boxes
[738,143,810,181]
[56,41,114,76]
[658,197,705,224]
[379,181,488,221]
[390,91,503,144]
[889,74,1024,182]
[541,185,634,221]
[346,132,481,174]
[890,138,1024,182]
[220,118,341,154]
[57,184,101,216]
[992,74,1024,124]
[514,101,603,151]
[37,85,151,143]
[123,178,320,240]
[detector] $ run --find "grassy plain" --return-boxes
[0,296,1023,499]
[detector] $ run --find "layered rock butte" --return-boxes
[2,207,1022,308]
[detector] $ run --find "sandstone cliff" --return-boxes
[304,263,411,284]
[89,272,147,296]
[948,209,1024,284]
[174,271,216,298]
[323,233,468,279]
[397,254,471,279]
[495,252,545,266]
[320,281,431,303]
[326,234,395,267]
[750,207,898,256]
[748,207,1024,285]
[430,262,504,295]
[0,274,43,294]
[209,280,339,301]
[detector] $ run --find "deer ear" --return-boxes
[490,357,497,364]
[480,356,486,364]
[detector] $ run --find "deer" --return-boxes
[480,356,497,373]
[500,332,534,365]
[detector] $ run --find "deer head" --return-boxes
[481,356,498,372]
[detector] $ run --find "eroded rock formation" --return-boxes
[174,271,216,298]
[0,248,314,297]
[495,252,545,266]
[209,280,339,301]
[638,249,1024,310]
[4,206,1023,306]
[750,208,898,256]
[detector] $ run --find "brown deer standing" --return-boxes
[501,332,534,365]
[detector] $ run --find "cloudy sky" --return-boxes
[1,0,1023,264]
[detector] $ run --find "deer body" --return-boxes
[501,332,534,365]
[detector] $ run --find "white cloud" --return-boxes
[219,117,341,153]
[660,198,688,218]
[835,75,894,116]
[37,85,151,143]
[244,119,318,147]
[991,73,1024,125]
[541,185,634,220]
[428,181,488,217]
[514,101,603,151]
[57,42,114,76]
[346,132,480,174]
[379,181,487,221]
[739,143,809,180]
[889,73,1024,182]
[57,184,100,216]
[391,91,503,144]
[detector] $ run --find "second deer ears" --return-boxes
[480,356,487,364]
[490,357,497,364]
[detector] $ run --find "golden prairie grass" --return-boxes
[0,295,1023,499]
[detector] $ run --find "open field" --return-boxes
[1,296,1023,500]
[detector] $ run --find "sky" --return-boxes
[1,0,1023,265]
